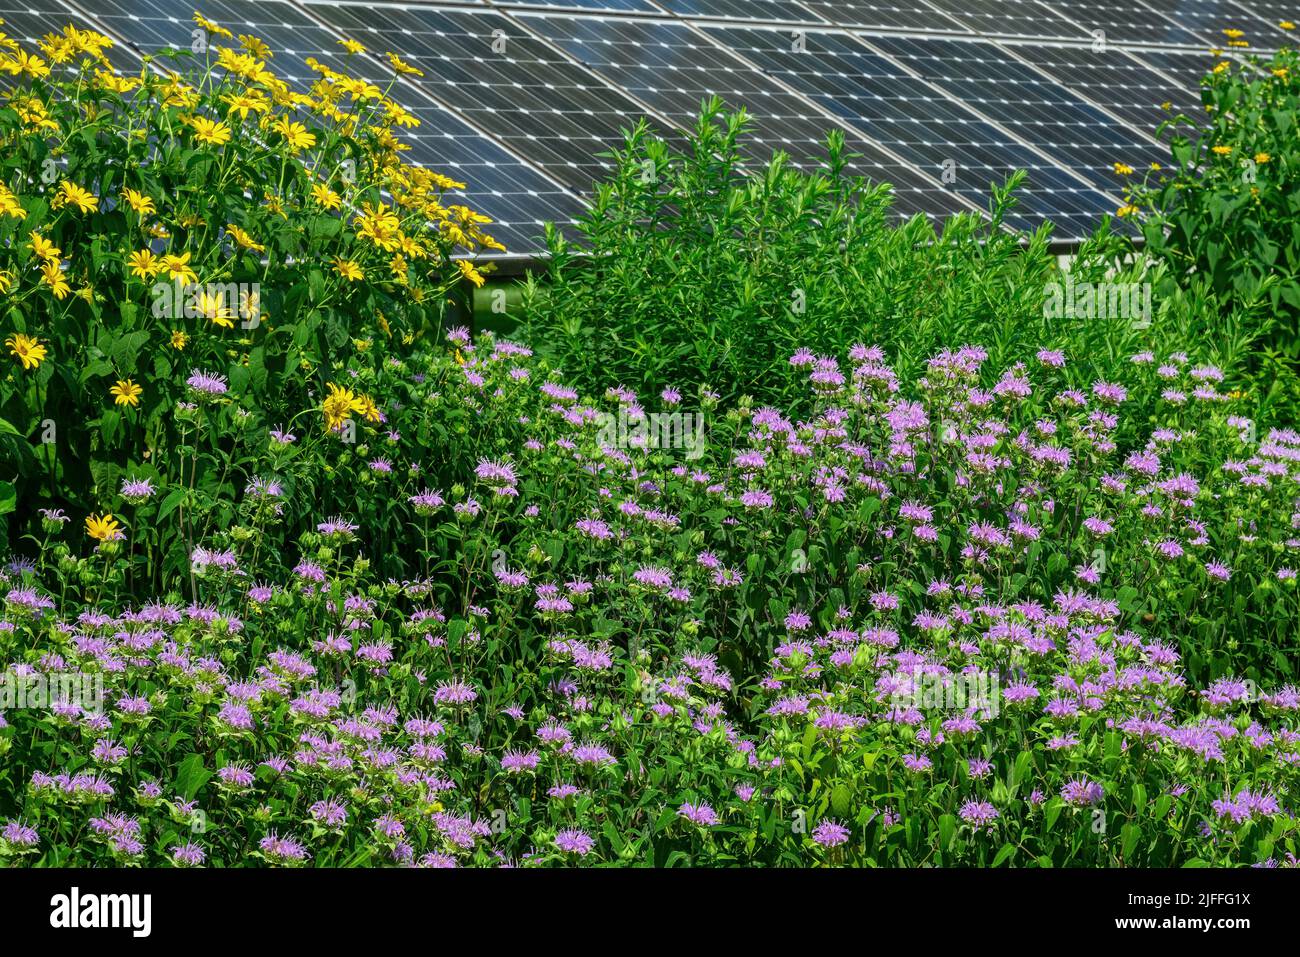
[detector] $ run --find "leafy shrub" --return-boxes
[2,331,1297,866]
[519,101,1179,412]
[0,16,499,578]
[1124,41,1300,373]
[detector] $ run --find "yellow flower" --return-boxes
[1112,162,1134,176]
[386,51,423,76]
[355,393,381,423]
[194,289,235,329]
[338,38,365,55]
[271,117,316,153]
[109,379,142,407]
[1282,21,1296,30]
[1255,152,1271,164]
[335,76,382,102]
[0,269,15,293]
[222,90,269,121]
[5,333,46,370]
[95,69,139,94]
[457,259,486,288]
[0,183,26,220]
[53,181,99,214]
[1213,60,1231,74]
[225,223,266,252]
[355,201,402,250]
[193,14,233,39]
[0,50,51,78]
[127,249,160,280]
[1150,162,1162,171]
[1222,28,1244,39]
[85,513,124,542]
[1116,204,1139,217]
[1212,144,1233,155]
[322,381,365,432]
[1273,68,1290,79]
[27,232,60,263]
[333,257,363,281]
[384,101,419,129]
[170,330,188,350]
[161,251,198,285]
[189,115,232,147]
[239,34,272,59]
[311,182,342,210]
[40,260,70,299]
[120,188,155,216]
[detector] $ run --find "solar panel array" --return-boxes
[14,0,1297,254]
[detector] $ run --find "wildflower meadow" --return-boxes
[1,11,1299,908]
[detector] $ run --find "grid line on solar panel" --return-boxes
[699,23,1126,239]
[1001,40,1202,138]
[0,0,137,69]
[516,9,978,220]
[1131,0,1293,47]
[648,0,830,23]
[1227,1,1300,34]
[785,2,968,33]
[922,0,1090,40]
[66,0,588,251]
[862,33,1164,198]
[1042,0,1210,48]
[1128,45,1232,98]
[301,1,690,197]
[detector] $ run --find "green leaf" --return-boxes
[174,753,211,800]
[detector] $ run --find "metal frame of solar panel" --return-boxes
[12,0,1296,260]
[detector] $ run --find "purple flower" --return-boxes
[1061,777,1105,807]
[812,819,850,847]
[186,370,229,396]
[554,828,595,856]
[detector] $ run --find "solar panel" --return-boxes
[68,0,587,251]
[1132,46,1226,97]
[12,0,1252,254]
[0,0,134,69]
[1044,0,1210,48]
[1229,0,1300,34]
[652,0,830,23]
[522,11,962,220]
[303,3,678,196]
[702,24,1125,239]
[866,34,1165,195]
[1132,0,1292,47]
[921,0,1090,40]
[793,2,969,33]
[1007,41,1202,137]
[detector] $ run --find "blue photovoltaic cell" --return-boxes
[69,0,588,251]
[1131,0,1292,46]
[1045,0,1209,47]
[866,34,1165,194]
[652,0,830,23]
[305,3,680,195]
[523,12,959,219]
[486,0,660,12]
[1006,42,1201,139]
[794,2,968,32]
[922,0,1090,39]
[703,25,1123,239]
